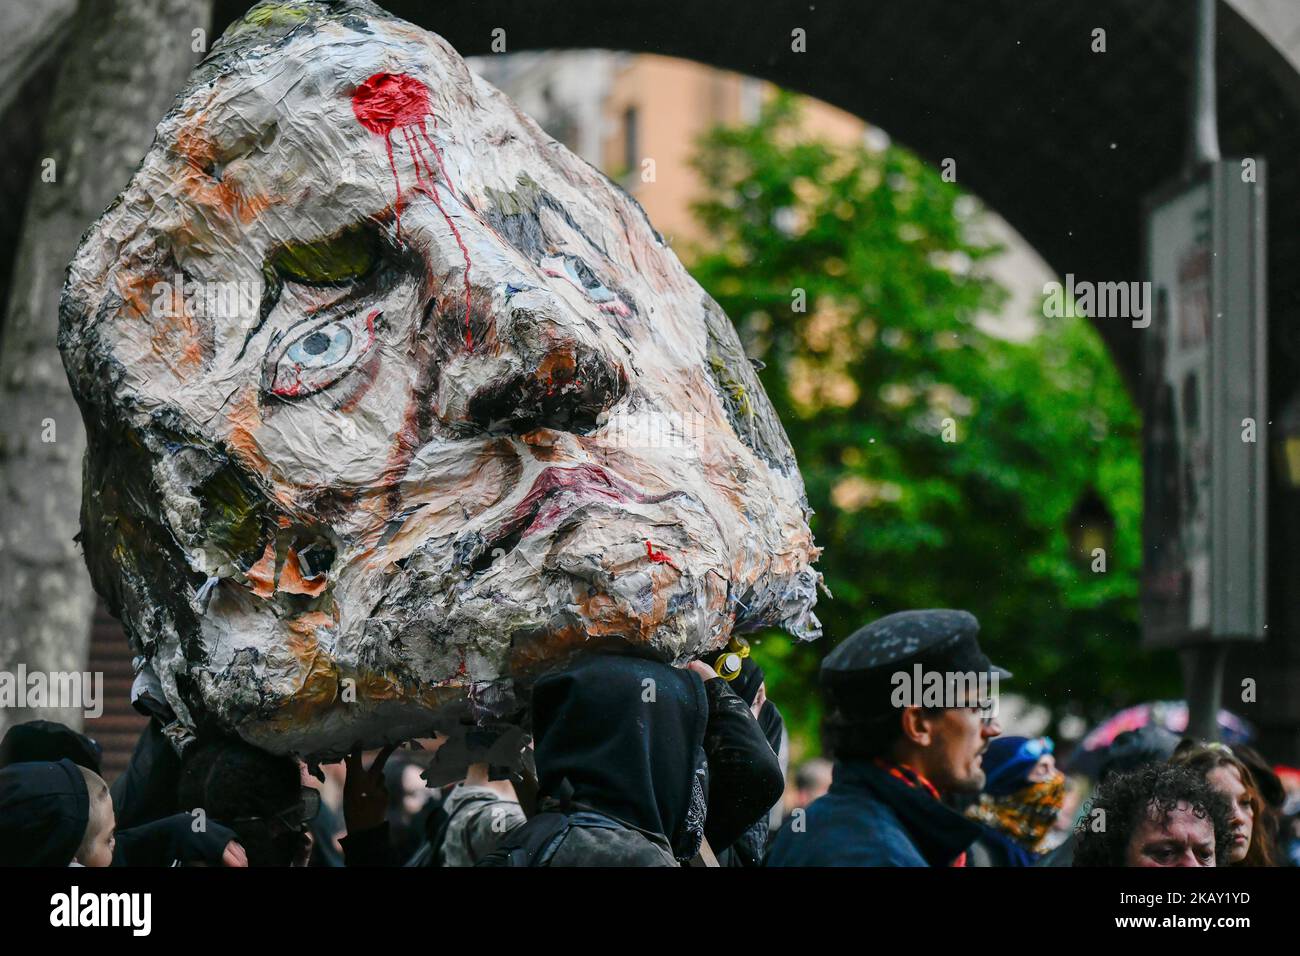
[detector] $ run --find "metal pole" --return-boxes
[1189,0,1221,168]
[1181,644,1227,742]
[1184,0,1225,741]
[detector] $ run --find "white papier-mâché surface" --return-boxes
[60,0,821,757]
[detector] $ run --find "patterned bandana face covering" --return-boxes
[675,763,708,861]
[966,769,1066,851]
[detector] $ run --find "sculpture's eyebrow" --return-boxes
[269,228,376,285]
[302,289,352,316]
[484,183,609,263]
[236,226,380,360]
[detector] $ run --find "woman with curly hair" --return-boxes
[1170,741,1278,866]
[1073,763,1233,867]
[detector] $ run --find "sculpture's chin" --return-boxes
[195,537,731,758]
[195,655,473,758]
[454,498,734,647]
[171,413,785,760]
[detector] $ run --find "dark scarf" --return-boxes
[868,758,979,867]
[532,654,708,859]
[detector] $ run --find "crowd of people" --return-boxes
[2,608,1298,867]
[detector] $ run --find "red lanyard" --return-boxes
[873,759,967,867]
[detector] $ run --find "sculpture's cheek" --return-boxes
[224,385,275,480]
[177,163,277,226]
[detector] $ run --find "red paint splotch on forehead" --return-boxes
[351,72,475,351]
[351,71,431,135]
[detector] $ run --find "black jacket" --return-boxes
[700,680,785,854]
[478,656,784,866]
[713,699,785,866]
[767,759,981,866]
[110,718,183,830]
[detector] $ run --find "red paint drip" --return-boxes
[351,72,475,351]
[353,72,428,245]
[404,122,474,352]
[645,541,677,569]
[401,124,422,183]
[382,137,403,242]
[418,119,474,351]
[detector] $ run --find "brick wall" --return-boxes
[82,600,146,783]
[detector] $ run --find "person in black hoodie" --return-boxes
[176,736,314,866]
[0,725,247,867]
[103,661,186,831]
[0,759,104,866]
[109,717,185,831]
[479,651,784,866]
[705,652,788,866]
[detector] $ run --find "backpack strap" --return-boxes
[475,812,572,867]
[406,789,498,867]
[686,836,720,868]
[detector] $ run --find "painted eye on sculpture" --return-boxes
[541,253,617,304]
[288,323,352,367]
[266,308,381,399]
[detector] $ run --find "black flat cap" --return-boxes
[821,609,1010,716]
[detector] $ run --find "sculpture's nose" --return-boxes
[432,275,631,436]
[465,332,628,434]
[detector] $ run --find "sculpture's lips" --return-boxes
[474,463,681,562]
[514,463,635,538]
[459,464,694,578]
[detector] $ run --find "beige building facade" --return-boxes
[470,51,868,250]
[469,50,1050,336]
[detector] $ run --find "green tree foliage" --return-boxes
[686,93,1179,758]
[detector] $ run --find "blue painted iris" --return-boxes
[267,309,381,398]
[287,322,352,368]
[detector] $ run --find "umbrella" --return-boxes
[1066,700,1255,777]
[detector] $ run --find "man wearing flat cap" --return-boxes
[767,609,1007,866]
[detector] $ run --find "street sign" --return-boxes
[1141,160,1267,648]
